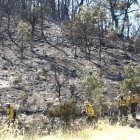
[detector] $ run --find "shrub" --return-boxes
[78,67,107,107]
[17,21,29,58]
[106,28,119,41]
[59,101,81,125]
[47,100,81,128]
[13,76,22,85]
[120,62,140,94]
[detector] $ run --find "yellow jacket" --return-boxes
[85,101,96,117]
[118,98,128,108]
[128,95,139,104]
[6,106,14,123]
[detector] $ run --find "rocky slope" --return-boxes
[0,18,140,121]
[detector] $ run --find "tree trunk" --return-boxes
[121,9,128,36]
[49,0,56,20]
[56,84,61,103]
[40,4,44,37]
[127,24,130,38]
[30,27,34,52]
[61,0,65,21]
[21,0,26,19]
[57,0,60,21]
[78,0,84,13]
[64,0,69,20]
[98,19,103,66]
[7,14,10,33]
[109,0,118,29]
[74,46,77,59]
[30,10,35,52]
[0,1,3,28]
[21,38,24,59]
[71,0,74,18]
[87,46,91,61]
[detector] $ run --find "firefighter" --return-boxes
[84,101,98,123]
[127,91,139,119]
[117,94,128,122]
[5,103,16,124]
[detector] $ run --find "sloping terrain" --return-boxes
[0,18,140,131]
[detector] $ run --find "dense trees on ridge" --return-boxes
[0,0,140,60]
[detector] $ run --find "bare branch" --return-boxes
[116,9,140,17]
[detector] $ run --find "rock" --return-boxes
[2,66,8,70]
[45,98,53,103]
[34,37,38,42]
[39,43,44,46]
[39,76,47,81]
[36,49,39,52]
[29,93,33,97]
[40,40,45,43]
[71,69,77,78]
[45,25,50,28]
[14,84,23,90]
[13,36,17,39]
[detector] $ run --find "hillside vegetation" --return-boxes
[0,123,140,140]
[0,0,140,137]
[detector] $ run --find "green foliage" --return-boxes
[17,21,29,42]
[120,62,140,94]
[40,0,50,10]
[17,21,29,58]
[13,76,22,85]
[13,79,21,85]
[79,67,107,107]
[76,5,107,33]
[64,4,107,46]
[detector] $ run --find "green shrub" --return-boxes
[78,67,107,107]
[59,101,81,124]
[48,101,81,127]
[120,62,140,94]
[13,78,22,84]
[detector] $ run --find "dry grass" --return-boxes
[0,122,140,140]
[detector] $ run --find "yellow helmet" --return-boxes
[85,101,90,105]
[128,91,132,95]
[5,102,11,108]
[119,93,124,98]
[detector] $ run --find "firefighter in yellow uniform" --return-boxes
[5,103,15,124]
[127,91,139,119]
[85,101,97,123]
[118,94,128,121]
